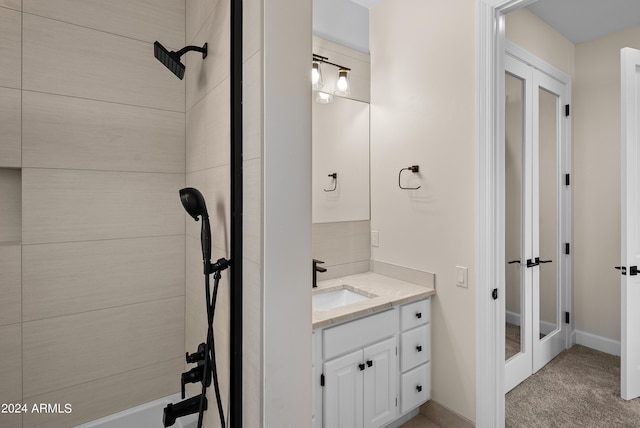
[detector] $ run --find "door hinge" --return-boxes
[565,174,570,186]
[565,104,570,117]
[565,243,570,255]
[492,288,498,300]
[565,312,570,324]
[320,373,325,387]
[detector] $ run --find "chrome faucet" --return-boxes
[313,259,326,288]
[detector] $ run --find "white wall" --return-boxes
[370,0,476,421]
[263,0,312,425]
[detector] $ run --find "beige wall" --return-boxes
[0,2,186,427]
[370,0,476,421]
[506,8,575,78]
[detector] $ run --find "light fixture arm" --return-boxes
[312,54,351,71]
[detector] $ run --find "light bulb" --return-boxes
[312,61,323,89]
[334,69,350,96]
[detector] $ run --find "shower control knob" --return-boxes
[186,343,207,364]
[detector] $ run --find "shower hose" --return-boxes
[198,263,226,428]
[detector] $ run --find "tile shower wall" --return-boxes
[186,0,263,426]
[0,1,186,427]
[184,1,232,427]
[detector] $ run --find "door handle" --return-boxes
[538,258,553,264]
[508,260,521,264]
[526,258,538,268]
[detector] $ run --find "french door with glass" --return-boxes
[504,50,571,393]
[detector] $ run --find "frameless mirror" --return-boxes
[312,96,370,224]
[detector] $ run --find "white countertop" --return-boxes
[312,272,436,329]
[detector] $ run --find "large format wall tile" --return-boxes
[185,0,230,111]
[0,244,20,326]
[23,297,184,397]
[0,87,21,167]
[186,0,220,44]
[22,91,184,173]
[23,357,182,428]
[186,78,230,173]
[22,168,184,244]
[0,0,21,11]
[0,7,20,89]
[24,0,184,47]
[23,235,185,321]
[0,324,21,403]
[0,168,20,242]
[23,14,184,112]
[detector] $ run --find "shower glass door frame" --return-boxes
[504,42,572,393]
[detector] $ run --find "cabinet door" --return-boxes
[363,337,397,428]
[323,349,364,428]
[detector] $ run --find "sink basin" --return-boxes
[312,286,372,311]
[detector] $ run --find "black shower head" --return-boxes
[154,41,185,80]
[180,187,209,221]
[154,41,208,80]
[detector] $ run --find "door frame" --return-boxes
[476,0,550,426]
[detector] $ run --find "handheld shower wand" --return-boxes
[179,188,212,275]
[164,188,228,428]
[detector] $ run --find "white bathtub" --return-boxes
[74,393,198,428]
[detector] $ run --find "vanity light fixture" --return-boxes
[312,53,352,100]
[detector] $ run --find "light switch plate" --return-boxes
[371,230,379,247]
[456,266,468,288]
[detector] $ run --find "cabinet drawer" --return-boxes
[400,324,430,371]
[400,298,430,331]
[323,309,397,360]
[400,362,430,414]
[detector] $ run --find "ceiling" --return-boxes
[525,0,640,44]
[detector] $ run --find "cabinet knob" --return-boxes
[359,363,365,371]
[416,385,423,392]
[366,360,373,367]
[415,312,422,319]
[416,345,422,352]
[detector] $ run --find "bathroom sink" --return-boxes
[312,286,371,311]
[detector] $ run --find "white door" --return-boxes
[505,52,570,392]
[363,338,397,428]
[620,47,640,400]
[323,349,363,428]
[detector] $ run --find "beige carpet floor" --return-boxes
[506,345,640,427]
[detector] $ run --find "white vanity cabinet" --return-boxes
[314,297,432,428]
[399,299,431,413]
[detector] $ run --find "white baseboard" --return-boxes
[506,310,520,326]
[573,329,620,356]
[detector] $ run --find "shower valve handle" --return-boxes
[186,342,207,364]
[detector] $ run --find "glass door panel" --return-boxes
[537,87,559,339]
[505,72,525,361]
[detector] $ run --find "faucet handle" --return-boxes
[313,259,325,265]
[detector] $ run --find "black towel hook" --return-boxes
[399,165,421,190]
[323,173,337,192]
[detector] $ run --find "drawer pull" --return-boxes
[416,385,423,392]
[359,363,365,371]
[416,345,422,352]
[366,360,373,367]
[416,312,422,319]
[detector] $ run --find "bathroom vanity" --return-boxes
[312,273,436,428]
